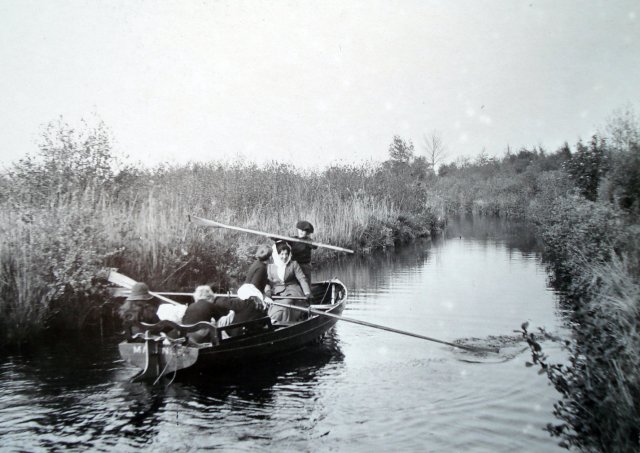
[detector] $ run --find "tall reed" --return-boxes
[0,149,441,346]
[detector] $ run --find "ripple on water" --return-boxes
[0,219,567,452]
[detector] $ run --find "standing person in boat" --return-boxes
[118,282,161,335]
[265,241,312,324]
[244,244,272,294]
[288,220,317,284]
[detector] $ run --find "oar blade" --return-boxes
[108,269,137,289]
[107,269,182,307]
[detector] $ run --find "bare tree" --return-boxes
[422,130,447,170]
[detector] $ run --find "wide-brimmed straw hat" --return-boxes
[126,282,154,301]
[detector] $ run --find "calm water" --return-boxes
[0,217,567,452]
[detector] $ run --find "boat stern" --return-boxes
[119,337,199,382]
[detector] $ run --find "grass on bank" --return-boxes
[3,110,640,452]
[0,123,439,347]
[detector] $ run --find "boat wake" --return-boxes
[451,334,530,364]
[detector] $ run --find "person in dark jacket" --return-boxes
[184,285,268,340]
[118,282,160,335]
[221,290,268,337]
[244,244,272,293]
[182,285,229,343]
[288,220,317,283]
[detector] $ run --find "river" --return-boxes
[0,216,567,452]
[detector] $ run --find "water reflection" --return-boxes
[176,330,344,400]
[441,214,543,256]
[0,216,566,452]
[0,329,345,451]
[101,384,167,445]
[315,240,431,295]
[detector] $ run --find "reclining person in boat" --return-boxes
[222,283,270,336]
[264,241,312,324]
[117,282,161,335]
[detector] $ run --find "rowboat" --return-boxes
[116,278,347,382]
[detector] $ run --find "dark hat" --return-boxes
[255,244,272,261]
[296,220,314,233]
[126,282,154,301]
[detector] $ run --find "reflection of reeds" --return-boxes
[314,241,430,294]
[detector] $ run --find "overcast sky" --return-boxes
[1,0,638,169]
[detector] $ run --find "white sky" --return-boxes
[0,0,638,169]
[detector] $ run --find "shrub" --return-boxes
[563,136,609,201]
[520,242,640,452]
[529,195,625,291]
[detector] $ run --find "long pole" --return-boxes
[189,215,355,254]
[108,270,307,302]
[116,289,305,300]
[269,301,499,354]
[108,269,497,353]
[108,269,182,306]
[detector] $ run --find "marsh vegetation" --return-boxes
[1,109,639,452]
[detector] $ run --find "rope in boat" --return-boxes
[153,344,178,386]
[134,332,183,386]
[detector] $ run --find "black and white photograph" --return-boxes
[0,1,638,452]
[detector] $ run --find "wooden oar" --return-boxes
[108,269,306,301]
[108,269,182,306]
[268,300,499,354]
[189,215,355,254]
[114,288,306,301]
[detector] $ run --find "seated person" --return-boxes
[182,286,262,341]
[182,285,230,344]
[265,241,311,324]
[118,282,161,335]
[244,244,272,293]
[212,284,268,337]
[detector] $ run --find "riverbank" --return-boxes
[0,222,565,452]
[428,109,640,452]
[0,124,441,347]
[524,196,640,452]
[2,110,639,451]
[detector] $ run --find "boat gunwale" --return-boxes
[119,279,347,367]
[197,295,345,355]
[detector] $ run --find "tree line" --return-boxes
[1,108,639,451]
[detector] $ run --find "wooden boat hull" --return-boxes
[193,298,344,368]
[118,279,346,380]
